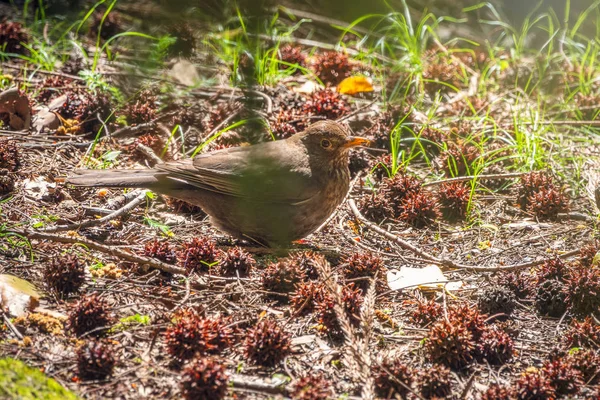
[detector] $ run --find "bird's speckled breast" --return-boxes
[290,164,350,240]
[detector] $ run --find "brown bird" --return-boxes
[67,121,369,247]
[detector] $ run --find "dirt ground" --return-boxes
[1,2,600,399]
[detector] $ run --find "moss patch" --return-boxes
[0,358,78,400]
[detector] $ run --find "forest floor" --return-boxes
[1,1,600,399]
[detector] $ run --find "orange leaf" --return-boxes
[337,76,374,95]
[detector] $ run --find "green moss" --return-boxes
[0,358,79,400]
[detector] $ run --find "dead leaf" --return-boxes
[47,94,68,111]
[337,76,374,95]
[387,265,463,292]
[32,109,60,133]
[0,88,31,130]
[0,274,41,317]
[23,176,56,200]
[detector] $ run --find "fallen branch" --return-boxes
[135,143,163,165]
[347,199,581,271]
[106,190,144,209]
[83,190,148,215]
[109,122,157,138]
[230,374,287,395]
[2,63,84,81]
[9,229,185,275]
[109,112,178,139]
[557,212,595,223]
[42,190,149,233]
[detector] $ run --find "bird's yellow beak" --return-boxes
[343,136,370,148]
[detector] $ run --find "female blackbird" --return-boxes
[67,121,369,246]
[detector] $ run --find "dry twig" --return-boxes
[43,190,149,233]
[348,199,581,271]
[8,229,185,275]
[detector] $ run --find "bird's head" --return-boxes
[297,121,370,170]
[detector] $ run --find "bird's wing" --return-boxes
[156,142,320,204]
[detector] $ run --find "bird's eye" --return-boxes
[321,139,332,148]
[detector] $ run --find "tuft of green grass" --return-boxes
[191,119,249,157]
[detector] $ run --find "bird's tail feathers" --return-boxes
[65,169,163,188]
